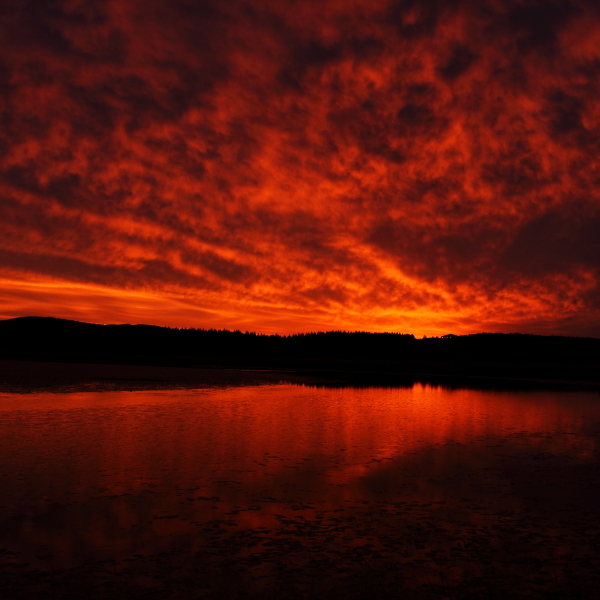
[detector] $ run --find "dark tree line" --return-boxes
[1,315,598,362]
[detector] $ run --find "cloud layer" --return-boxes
[1,0,600,335]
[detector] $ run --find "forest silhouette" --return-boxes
[1,316,599,387]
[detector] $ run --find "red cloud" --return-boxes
[0,0,599,336]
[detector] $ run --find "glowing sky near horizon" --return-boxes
[1,0,600,336]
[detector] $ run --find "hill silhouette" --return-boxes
[1,316,599,386]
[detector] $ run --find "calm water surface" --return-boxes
[1,383,599,599]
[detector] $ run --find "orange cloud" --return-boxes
[0,0,599,336]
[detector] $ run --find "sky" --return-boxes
[1,0,600,337]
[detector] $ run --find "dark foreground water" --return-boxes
[1,383,600,599]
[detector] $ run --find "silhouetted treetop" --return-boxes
[0,316,598,367]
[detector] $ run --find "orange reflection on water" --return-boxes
[0,384,599,598]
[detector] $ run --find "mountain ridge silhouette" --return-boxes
[1,316,599,386]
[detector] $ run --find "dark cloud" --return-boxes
[438,44,478,80]
[501,205,600,276]
[545,89,592,143]
[506,1,579,54]
[386,0,447,40]
[279,40,345,91]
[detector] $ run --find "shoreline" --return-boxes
[1,358,599,393]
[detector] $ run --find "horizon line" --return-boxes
[3,315,600,341]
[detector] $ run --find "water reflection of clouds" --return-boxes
[0,384,599,597]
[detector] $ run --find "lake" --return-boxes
[1,380,599,599]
